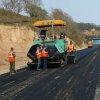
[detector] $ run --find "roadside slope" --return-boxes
[0,25,35,74]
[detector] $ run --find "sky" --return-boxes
[42,0,100,25]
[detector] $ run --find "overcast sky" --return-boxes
[42,0,100,25]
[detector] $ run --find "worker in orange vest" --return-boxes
[8,48,16,74]
[36,46,42,70]
[67,41,77,63]
[67,41,75,53]
[42,47,49,69]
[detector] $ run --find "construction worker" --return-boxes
[67,41,77,64]
[8,48,16,74]
[67,41,75,53]
[36,46,42,70]
[42,47,49,69]
[41,35,45,47]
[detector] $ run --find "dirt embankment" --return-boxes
[0,25,35,71]
[0,24,86,74]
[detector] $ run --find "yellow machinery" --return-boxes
[87,40,93,48]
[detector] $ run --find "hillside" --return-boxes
[0,9,32,24]
[77,22,100,31]
[0,24,35,73]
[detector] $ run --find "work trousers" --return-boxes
[43,57,47,69]
[9,62,16,73]
[37,58,41,69]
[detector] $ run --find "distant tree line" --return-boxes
[77,23,100,31]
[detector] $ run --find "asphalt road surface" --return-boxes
[0,47,100,100]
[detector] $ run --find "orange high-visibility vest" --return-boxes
[42,48,49,57]
[36,48,42,59]
[8,51,15,62]
[68,44,74,52]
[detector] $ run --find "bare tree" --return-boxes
[22,0,42,14]
[1,0,23,14]
[0,0,42,14]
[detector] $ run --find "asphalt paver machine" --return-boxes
[27,20,68,69]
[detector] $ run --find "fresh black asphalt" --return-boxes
[0,45,100,100]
